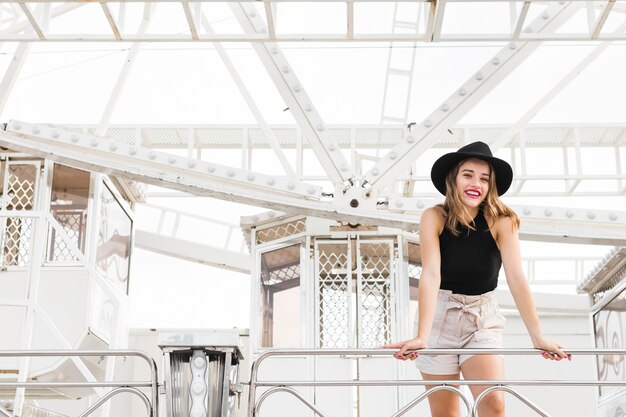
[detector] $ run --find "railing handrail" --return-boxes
[0,350,158,417]
[0,211,43,218]
[141,202,240,228]
[247,348,626,417]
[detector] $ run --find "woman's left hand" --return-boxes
[533,336,571,361]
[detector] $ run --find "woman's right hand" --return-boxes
[382,337,427,361]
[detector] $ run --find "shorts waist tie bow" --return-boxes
[448,294,487,338]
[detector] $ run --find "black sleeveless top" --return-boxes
[439,211,501,295]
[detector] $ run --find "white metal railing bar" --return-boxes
[141,203,246,253]
[77,387,151,417]
[247,348,626,417]
[391,385,471,417]
[0,350,158,417]
[255,387,330,417]
[473,385,549,417]
[254,384,473,417]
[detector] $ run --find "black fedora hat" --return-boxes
[430,141,513,196]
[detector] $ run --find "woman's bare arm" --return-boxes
[384,207,442,359]
[497,215,569,360]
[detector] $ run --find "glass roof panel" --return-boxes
[354,3,423,34]
[144,2,192,35]
[275,2,346,35]
[46,2,114,35]
[600,7,626,33]
[115,3,150,35]
[202,3,247,35]
[442,2,513,35]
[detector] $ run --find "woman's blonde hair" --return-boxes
[438,158,520,236]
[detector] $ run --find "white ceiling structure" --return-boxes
[0,0,625,301]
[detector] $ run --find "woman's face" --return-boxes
[454,159,491,210]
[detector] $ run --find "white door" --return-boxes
[314,237,398,417]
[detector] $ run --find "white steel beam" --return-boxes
[617,144,624,194]
[2,0,616,3]
[100,2,122,40]
[95,4,152,136]
[0,121,425,230]
[18,2,45,40]
[263,0,276,40]
[3,121,626,244]
[181,0,199,40]
[512,1,531,39]
[426,0,446,42]
[3,120,320,199]
[199,13,296,177]
[591,0,616,39]
[135,230,251,273]
[388,198,626,245]
[7,32,626,42]
[230,3,353,186]
[0,43,32,118]
[51,123,626,150]
[490,21,626,151]
[347,0,354,40]
[363,2,578,189]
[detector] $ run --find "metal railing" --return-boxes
[247,348,626,417]
[0,350,158,417]
[139,203,246,253]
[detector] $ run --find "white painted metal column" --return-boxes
[12,159,44,416]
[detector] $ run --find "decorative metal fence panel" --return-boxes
[47,209,86,262]
[316,241,351,349]
[0,161,40,268]
[357,241,394,348]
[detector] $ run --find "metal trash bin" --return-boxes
[159,332,244,417]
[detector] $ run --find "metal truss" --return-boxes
[54,123,626,197]
[134,201,605,278]
[0,121,418,230]
[363,1,578,189]
[1,0,625,42]
[133,203,250,273]
[229,2,354,186]
[4,121,625,245]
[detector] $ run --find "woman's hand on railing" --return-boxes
[382,338,427,361]
[532,336,571,361]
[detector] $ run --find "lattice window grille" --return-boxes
[317,244,351,349]
[408,262,422,280]
[1,217,33,267]
[261,263,300,286]
[47,210,86,262]
[256,219,306,244]
[358,242,393,348]
[5,164,38,211]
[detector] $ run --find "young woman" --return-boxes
[385,141,569,417]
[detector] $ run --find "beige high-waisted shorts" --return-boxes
[415,289,506,375]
